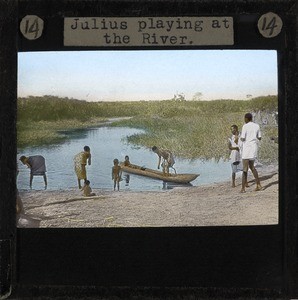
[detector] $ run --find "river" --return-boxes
[17,125,232,191]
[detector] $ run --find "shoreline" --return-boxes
[18,164,279,228]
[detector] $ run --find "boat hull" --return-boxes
[120,163,199,184]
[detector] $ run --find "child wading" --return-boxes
[124,155,131,166]
[112,158,122,191]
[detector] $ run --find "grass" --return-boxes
[112,113,278,163]
[17,118,107,148]
[17,95,278,163]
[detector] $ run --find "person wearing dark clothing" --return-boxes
[20,155,47,189]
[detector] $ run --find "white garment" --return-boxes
[241,122,261,159]
[228,134,242,163]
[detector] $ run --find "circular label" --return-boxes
[257,12,283,38]
[20,15,44,40]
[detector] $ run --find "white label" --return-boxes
[20,15,44,40]
[257,12,283,38]
[64,17,234,47]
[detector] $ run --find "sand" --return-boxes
[17,165,278,228]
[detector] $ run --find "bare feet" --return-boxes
[255,185,263,191]
[240,189,246,193]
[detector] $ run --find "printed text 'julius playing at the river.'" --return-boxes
[64,17,234,46]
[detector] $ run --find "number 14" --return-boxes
[261,16,278,36]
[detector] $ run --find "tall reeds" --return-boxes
[17,95,278,163]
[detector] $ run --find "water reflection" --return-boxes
[162,181,193,190]
[124,174,130,186]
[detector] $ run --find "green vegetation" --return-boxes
[17,95,278,163]
[17,119,107,148]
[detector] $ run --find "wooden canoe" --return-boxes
[120,163,199,184]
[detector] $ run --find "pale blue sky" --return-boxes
[18,50,277,101]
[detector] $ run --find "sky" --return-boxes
[18,50,277,102]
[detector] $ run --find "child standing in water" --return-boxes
[81,180,96,197]
[124,155,131,166]
[112,158,122,191]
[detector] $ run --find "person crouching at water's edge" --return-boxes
[81,180,96,197]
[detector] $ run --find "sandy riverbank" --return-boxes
[17,165,278,228]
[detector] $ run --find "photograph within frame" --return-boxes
[17,49,279,228]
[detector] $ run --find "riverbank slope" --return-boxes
[18,165,278,228]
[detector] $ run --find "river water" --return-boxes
[17,126,231,191]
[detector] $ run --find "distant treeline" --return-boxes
[18,95,278,122]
